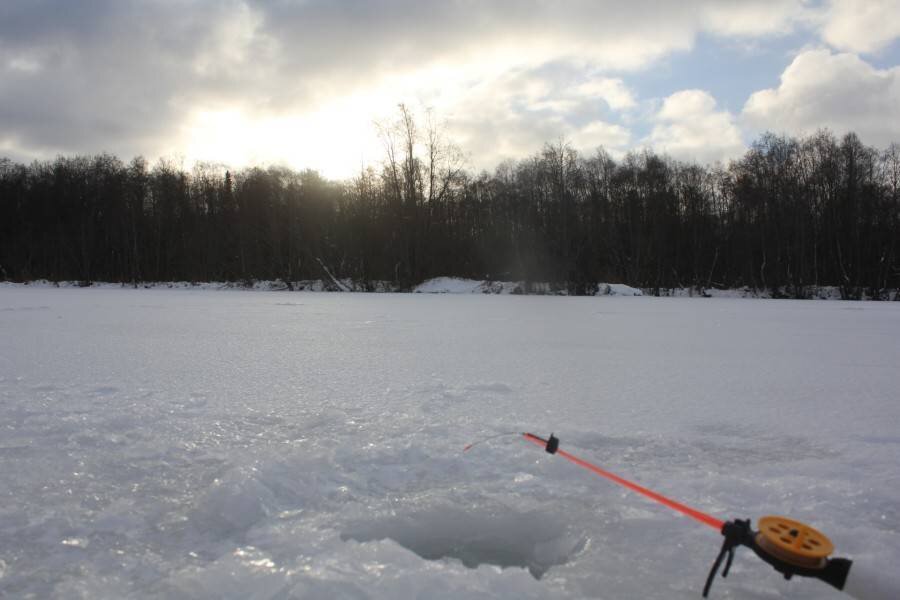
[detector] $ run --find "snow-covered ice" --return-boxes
[1,286,899,599]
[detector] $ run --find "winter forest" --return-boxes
[2,108,899,299]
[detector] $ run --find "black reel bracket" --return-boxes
[703,518,852,597]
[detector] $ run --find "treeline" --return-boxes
[1,120,899,298]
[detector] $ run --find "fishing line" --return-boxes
[462,431,521,452]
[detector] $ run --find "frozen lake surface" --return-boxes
[1,286,899,598]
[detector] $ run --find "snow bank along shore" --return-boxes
[4,277,898,300]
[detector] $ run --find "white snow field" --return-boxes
[1,286,899,599]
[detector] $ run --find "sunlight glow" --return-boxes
[178,57,522,180]
[181,103,385,180]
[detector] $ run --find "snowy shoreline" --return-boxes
[3,277,898,300]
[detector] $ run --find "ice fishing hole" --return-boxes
[341,506,586,579]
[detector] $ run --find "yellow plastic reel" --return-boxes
[756,515,835,569]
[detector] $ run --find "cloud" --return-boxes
[742,49,900,147]
[250,0,805,82]
[571,79,637,111]
[0,0,261,159]
[647,90,745,164]
[0,0,841,174]
[820,0,900,54]
[437,67,636,169]
[570,121,632,153]
[702,0,812,37]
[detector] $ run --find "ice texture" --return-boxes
[1,286,899,598]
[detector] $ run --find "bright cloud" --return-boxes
[701,0,811,37]
[439,68,638,169]
[648,90,745,164]
[820,0,900,54]
[743,49,900,147]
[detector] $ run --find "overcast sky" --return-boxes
[2,0,899,179]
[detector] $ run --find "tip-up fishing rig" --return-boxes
[466,432,875,598]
